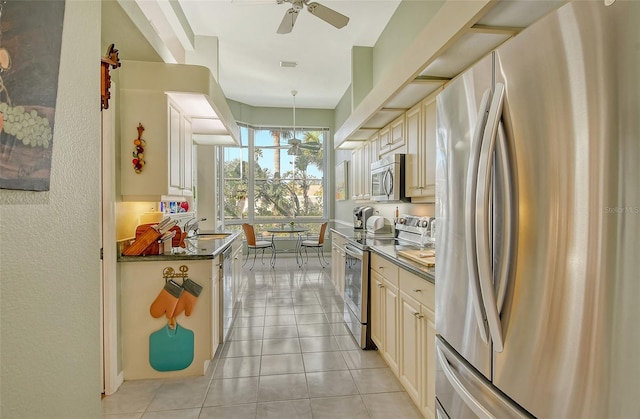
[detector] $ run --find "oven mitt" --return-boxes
[171,278,203,317]
[150,280,183,319]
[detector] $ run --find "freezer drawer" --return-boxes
[435,336,532,419]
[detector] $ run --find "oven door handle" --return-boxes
[344,244,363,258]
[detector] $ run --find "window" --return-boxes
[220,124,327,227]
[221,125,249,221]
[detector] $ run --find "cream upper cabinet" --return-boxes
[350,147,362,200]
[183,118,193,194]
[168,101,182,195]
[167,99,193,197]
[379,115,406,155]
[361,141,371,200]
[404,103,423,198]
[118,60,240,201]
[369,132,379,163]
[405,96,437,201]
[120,92,194,201]
[350,140,373,201]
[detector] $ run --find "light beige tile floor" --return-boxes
[102,256,423,418]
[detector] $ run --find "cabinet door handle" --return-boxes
[412,289,422,293]
[378,266,384,270]
[414,312,424,319]
[377,283,384,288]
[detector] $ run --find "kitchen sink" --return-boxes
[189,233,231,240]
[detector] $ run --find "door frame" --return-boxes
[101,85,123,395]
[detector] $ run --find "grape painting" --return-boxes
[0,1,65,191]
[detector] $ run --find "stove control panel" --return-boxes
[395,214,435,247]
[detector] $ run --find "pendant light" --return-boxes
[288,90,300,155]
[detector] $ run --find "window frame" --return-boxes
[218,122,329,229]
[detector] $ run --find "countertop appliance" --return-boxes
[435,2,639,418]
[395,214,435,248]
[365,215,390,235]
[370,154,408,202]
[353,206,373,229]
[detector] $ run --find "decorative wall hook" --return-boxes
[100,44,121,111]
[132,123,146,173]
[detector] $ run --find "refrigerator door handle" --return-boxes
[437,344,494,419]
[476,82,506,353]
[465,88,492,344]
[495,122,514,314]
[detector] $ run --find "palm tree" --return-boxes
[295,131,323,215]
[269,129,293,180]
[269,130,281,179]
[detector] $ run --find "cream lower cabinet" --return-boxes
[369,254,436,419]
[232,239,244,303]
[120,259,216,380]
[399,271,436,419]
[331,234,346,297]
[211,260,221,355]
[370,254,400,375]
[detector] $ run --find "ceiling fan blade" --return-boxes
[287,145,300,155]
[306,2,349,29]
[277,8,299,34]
[300,143,320,150]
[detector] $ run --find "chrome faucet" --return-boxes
[184,217,206,237]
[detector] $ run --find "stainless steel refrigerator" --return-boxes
[435,1,640,418]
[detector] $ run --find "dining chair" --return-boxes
[241,223,275,270]
[299,222,329,267]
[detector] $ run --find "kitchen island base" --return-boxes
[120,259,219,380]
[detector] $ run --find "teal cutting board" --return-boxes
[149,323,194,372]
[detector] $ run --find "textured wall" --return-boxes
[0,1,102,417]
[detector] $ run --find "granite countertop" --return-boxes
[117,231,242,262]
[329,222,435,284]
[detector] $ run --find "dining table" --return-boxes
[264,226,309,265]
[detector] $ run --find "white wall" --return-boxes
[0,1,102,417]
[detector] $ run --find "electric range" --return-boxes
[344,214,435,250]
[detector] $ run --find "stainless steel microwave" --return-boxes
[370,154,408,202]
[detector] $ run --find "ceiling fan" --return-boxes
[276,0,349,34]
[287,90,321,156]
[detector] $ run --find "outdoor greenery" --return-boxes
[223,126,325,222]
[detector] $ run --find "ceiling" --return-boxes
[111,0,401,110]
[105,0,567,146]
[181,0,401,109]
